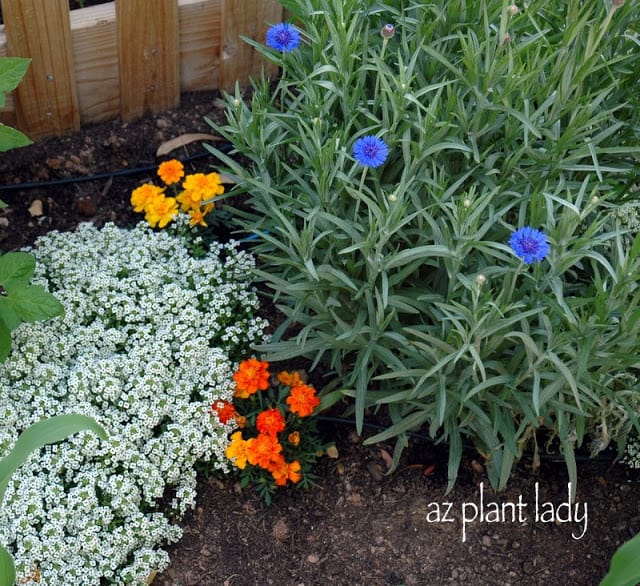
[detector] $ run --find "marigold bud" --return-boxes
[381,24,395,39]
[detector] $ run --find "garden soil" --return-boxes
[1,90,639,586]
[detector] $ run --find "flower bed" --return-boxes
[0,222,268,584]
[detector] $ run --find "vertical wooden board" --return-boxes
[71,3,120,124]
[179,0,221,92]
[0,0,80,139]
[220,0,283,91]
[116,0,180,122]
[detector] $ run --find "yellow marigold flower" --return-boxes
[131,183,164,212]
[286,384,320,417]
[226,431,250,469]
[233,358,270,399]
[287,431,300,446]
[277,370,304,388]
[144,195,178,228]
[182,172,225,202]
[176,189,202,212]
[157,159,185,185]
[187,203,214,227]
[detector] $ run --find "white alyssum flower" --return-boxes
[0,222,269,585]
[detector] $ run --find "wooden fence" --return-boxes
[0,0,283,140]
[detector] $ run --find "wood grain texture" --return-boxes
[0,0,80,138]
[116,0,180,122]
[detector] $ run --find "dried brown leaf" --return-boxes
[156,133,223,157]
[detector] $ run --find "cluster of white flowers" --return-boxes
[0,222,269,585]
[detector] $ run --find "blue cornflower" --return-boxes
[266,23,301,53]
[353,135,389,168]
[509,226,550,264]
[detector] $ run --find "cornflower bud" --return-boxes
[503,32,512,44]
[388,193,398,202]
[463,198,472,208]
[508,4,519,15]
[381,24,395,39]
[475,274,487,286]
[590,196,600,205]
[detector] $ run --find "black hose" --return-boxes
[0,146,231,192]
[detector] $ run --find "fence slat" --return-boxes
[221,0,282,91]
[0,0,80,139]
[116,0,180,122]
[71,3,119,124]
[179,0,221,92]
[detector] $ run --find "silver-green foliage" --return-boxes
[206,0,640,492]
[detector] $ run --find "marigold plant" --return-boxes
[130,159,225,229]
[212,359,331,504]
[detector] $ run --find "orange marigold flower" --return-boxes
[256,408,286,436]
[246,432,282,470]
[211,400,238,425]
[144,195,178,228]
[131,183,164,212]
[233,358,270,398]
[226,431,250,469]
[287,431,300,446]
[277,370,304,388]
[286,384,320,417]
[271,457,302,486]
[157,159,185,185]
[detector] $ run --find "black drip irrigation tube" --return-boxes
[317,415,620,464]
[0,146,232,193]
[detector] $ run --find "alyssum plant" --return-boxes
[205,0,640,493]
[0,223,268,584]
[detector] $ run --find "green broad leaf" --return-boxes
[0,124,32,152]
[0,544,16,586]
[0,57,31,95]
[0,321,11,363]
[600,532,640,586]
[0,252,36,287]
[0,303,21,333]
[0,414,108,505]
[1,283,64,324]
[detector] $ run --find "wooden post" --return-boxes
[220,0,282,91]
[116,0,180,122]
[0,0,80,139]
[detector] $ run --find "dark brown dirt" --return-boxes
[1,90,639,586]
